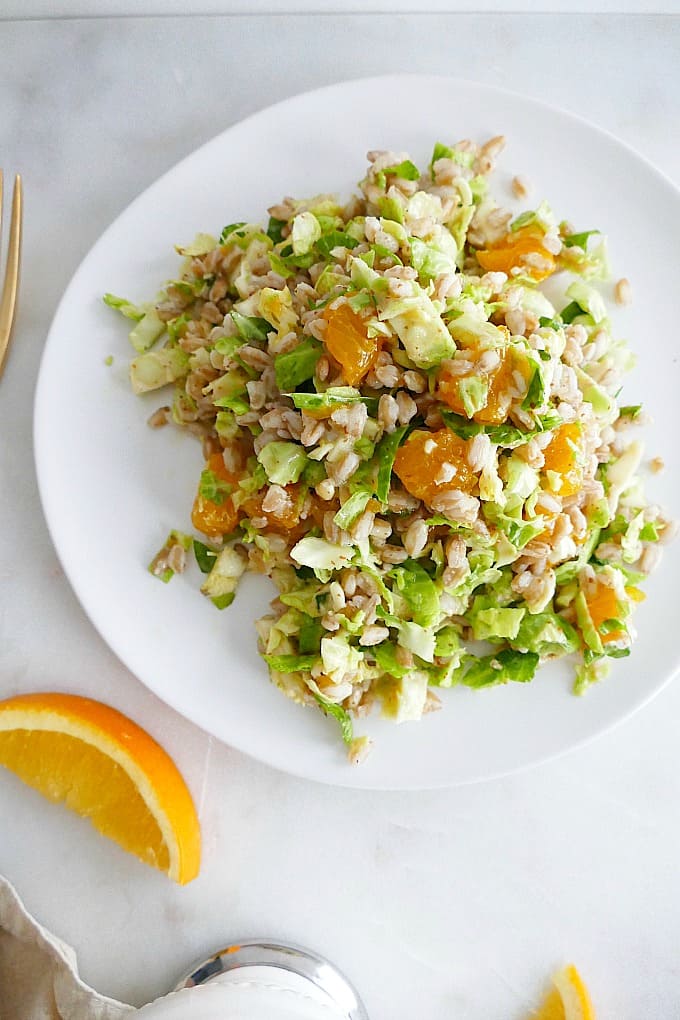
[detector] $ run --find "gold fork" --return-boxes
[0,172,23,379]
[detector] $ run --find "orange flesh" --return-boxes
[437,347,528,425]
[542,423,584,497]
[0,730,170,870]
[393,429,476,504]
[586,580,625,644]
[191,451,240,536]
[323,303,380,386]
[242,484,302,533]
[0,693,200,884]
[476,226,556,282]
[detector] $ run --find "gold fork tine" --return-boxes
[0,173,23,380]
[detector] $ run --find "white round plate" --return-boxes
[35,76,680,789]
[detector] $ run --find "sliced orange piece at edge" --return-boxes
[0,693,201,884]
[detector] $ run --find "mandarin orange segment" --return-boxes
[477,227,556,282]
[192,451,241,537]
[586,580,625,644]
[542,423,584,497]
[0,693,201,884]
[393,428,476,504]
[243,484,301,533]
[437,347,529,424]
[323,302,380,386]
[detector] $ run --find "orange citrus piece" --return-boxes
[323,302,380,386]
[477,226,556,282]
[0,693,201,884]
[242,483,302,533]
[437,347,530,424]
[585,580,625,645]
[192,451,240,537]
[531,965,596,1020]
[542,423,584,497]
[393,428,476,505]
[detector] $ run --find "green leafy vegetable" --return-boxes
[199,469,233,505]
[441,409,561,449]
[375,425,410,503]
[310,689,354,744]
[298,615,324,655]
[263,654,318,672]
[290,537,354,572]
[458,375,489,417]
[471,607,526,642]
[274,338,322,391]
[290,387,377,413]
[230,310,272,341]
[266,217,287,244]
[291,211,322,256]
[193,539,219,574]
[316,231,359,258]
[376,160,420,187]
[563,229,600,249]
[257,442,308,485]
[522,364,545,410]
[429,142,453,172]
[103,293,145,322]
[129,309,166,354]
[560,300,585,325]
[462,649,539,688]
[334,489,373,531]
[200,546,247,600]
[393,560,440,628]
[220,222,247,243]
[130,347,189,394]
[373,642,410,679]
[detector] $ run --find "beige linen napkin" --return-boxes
[0,876,132,1020]
[0,876,351,1020]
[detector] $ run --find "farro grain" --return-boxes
[359,625,389,647]
[404,519,428,557]
[430,490,480,524]
[640,544,662,574]
[315,478,335,501]
[147,407,170,429]
[511,175,530,198]
[262,485,293,516]
[615,278,632,305]
[380,544,409,564]
[395,390,417,425]
[403,370,426,393]
[378,394,399,433]
[445,536,467,568]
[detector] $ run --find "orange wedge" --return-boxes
[532,965,596,1020]
[0,693,200,884]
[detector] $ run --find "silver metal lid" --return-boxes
[173,939,369,1020]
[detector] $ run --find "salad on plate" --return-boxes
[104,135,672,761]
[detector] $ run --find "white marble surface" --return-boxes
[1,14,680,1019]
[3,0,674,18]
